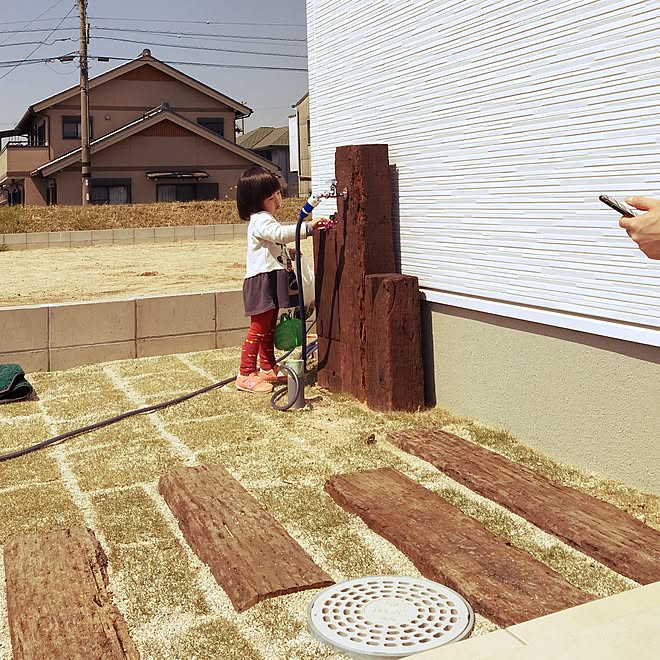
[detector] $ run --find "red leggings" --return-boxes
[239,308,278,376]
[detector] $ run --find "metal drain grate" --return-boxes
[307,576,474,659]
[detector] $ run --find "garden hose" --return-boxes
[1,198,324,463]
[0,374,237,462]
[0,332,316,463]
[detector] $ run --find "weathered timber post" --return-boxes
[315,144,425,412]
[315,144,395,399]
[365,274,425,411]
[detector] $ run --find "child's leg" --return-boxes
[257,308,278,371]
[239,309,277,376]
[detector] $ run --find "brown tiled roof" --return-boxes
[238,126,289,150]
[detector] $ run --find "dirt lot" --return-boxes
[1,239,253,307]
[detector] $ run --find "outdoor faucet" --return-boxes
[298,181,348,222]
[318,179,348,200]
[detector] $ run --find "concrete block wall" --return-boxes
[0,290,248,372]
[0,223,247,250]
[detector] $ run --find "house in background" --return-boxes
[237,126,295,194]
[292,92,311,197]
[306,0,660,492]
[0,49,277,206]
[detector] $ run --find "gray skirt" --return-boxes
[243,269,295,316]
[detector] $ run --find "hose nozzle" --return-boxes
[299,194,322,221]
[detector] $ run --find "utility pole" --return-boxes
[78,0,91,205]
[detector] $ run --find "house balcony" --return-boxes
[0,142,50,183]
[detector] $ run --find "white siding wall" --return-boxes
[289,114,299,173]
[306,0,660,346]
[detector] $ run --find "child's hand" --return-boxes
[310,216,337,230]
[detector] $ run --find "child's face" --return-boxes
[263,189,282,215]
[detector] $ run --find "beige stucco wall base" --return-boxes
[424,303,660,494]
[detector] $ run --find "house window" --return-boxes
[90,179,131,205]
[28,122,47,147]
[158,183,194,202]
[157,182,219,202]
[63,115,93,139]
[197,117,224,137]
[307,119,311,145]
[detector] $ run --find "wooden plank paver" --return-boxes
[325,467,594,627]
[159,464,333,612]
[4,526,139,660]
[389,428,660,584]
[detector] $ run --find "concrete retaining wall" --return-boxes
[0,290,248,372]
[0,223,246,250]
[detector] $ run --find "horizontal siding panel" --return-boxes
[307,0,660,340]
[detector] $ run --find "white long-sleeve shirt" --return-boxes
[244,211,312,279]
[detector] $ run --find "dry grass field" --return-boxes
[0,197,305,234]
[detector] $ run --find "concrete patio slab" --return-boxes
[413,582,660,659]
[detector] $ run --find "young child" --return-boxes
[236,166,326,393]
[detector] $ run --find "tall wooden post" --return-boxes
[79,0,91,205]
[316,144,396,397]
[315,144,425,410]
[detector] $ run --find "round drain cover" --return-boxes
[307,576,474,659]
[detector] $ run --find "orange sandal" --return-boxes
[236,373,273,393]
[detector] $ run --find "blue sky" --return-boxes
[0,0,308,133]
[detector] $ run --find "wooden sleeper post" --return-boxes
[365,274,425,411]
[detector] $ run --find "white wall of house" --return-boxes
[289,114,299,174]
[306,0,660,491]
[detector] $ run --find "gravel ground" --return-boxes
[0,346,656,659]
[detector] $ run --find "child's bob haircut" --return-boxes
[236,166,282,221]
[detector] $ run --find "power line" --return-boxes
[0,38,76,48]
[0,54,307,73]
[0,26,302,43]
[0,54,76,66]
[92,35,307,58]
[90,55,308,72]
[90,16,306,28]
[0,0,71,45]
[0,57,69,68]
[0,27,77,35]
[0,5,76,81]
[1,15,305,29]
[90,26,306,43]
[0,16,76,26]
[44,59,75,75]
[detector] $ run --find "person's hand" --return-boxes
[310,215,338,230]
[619,196,660,260]
[309,216,330,230]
